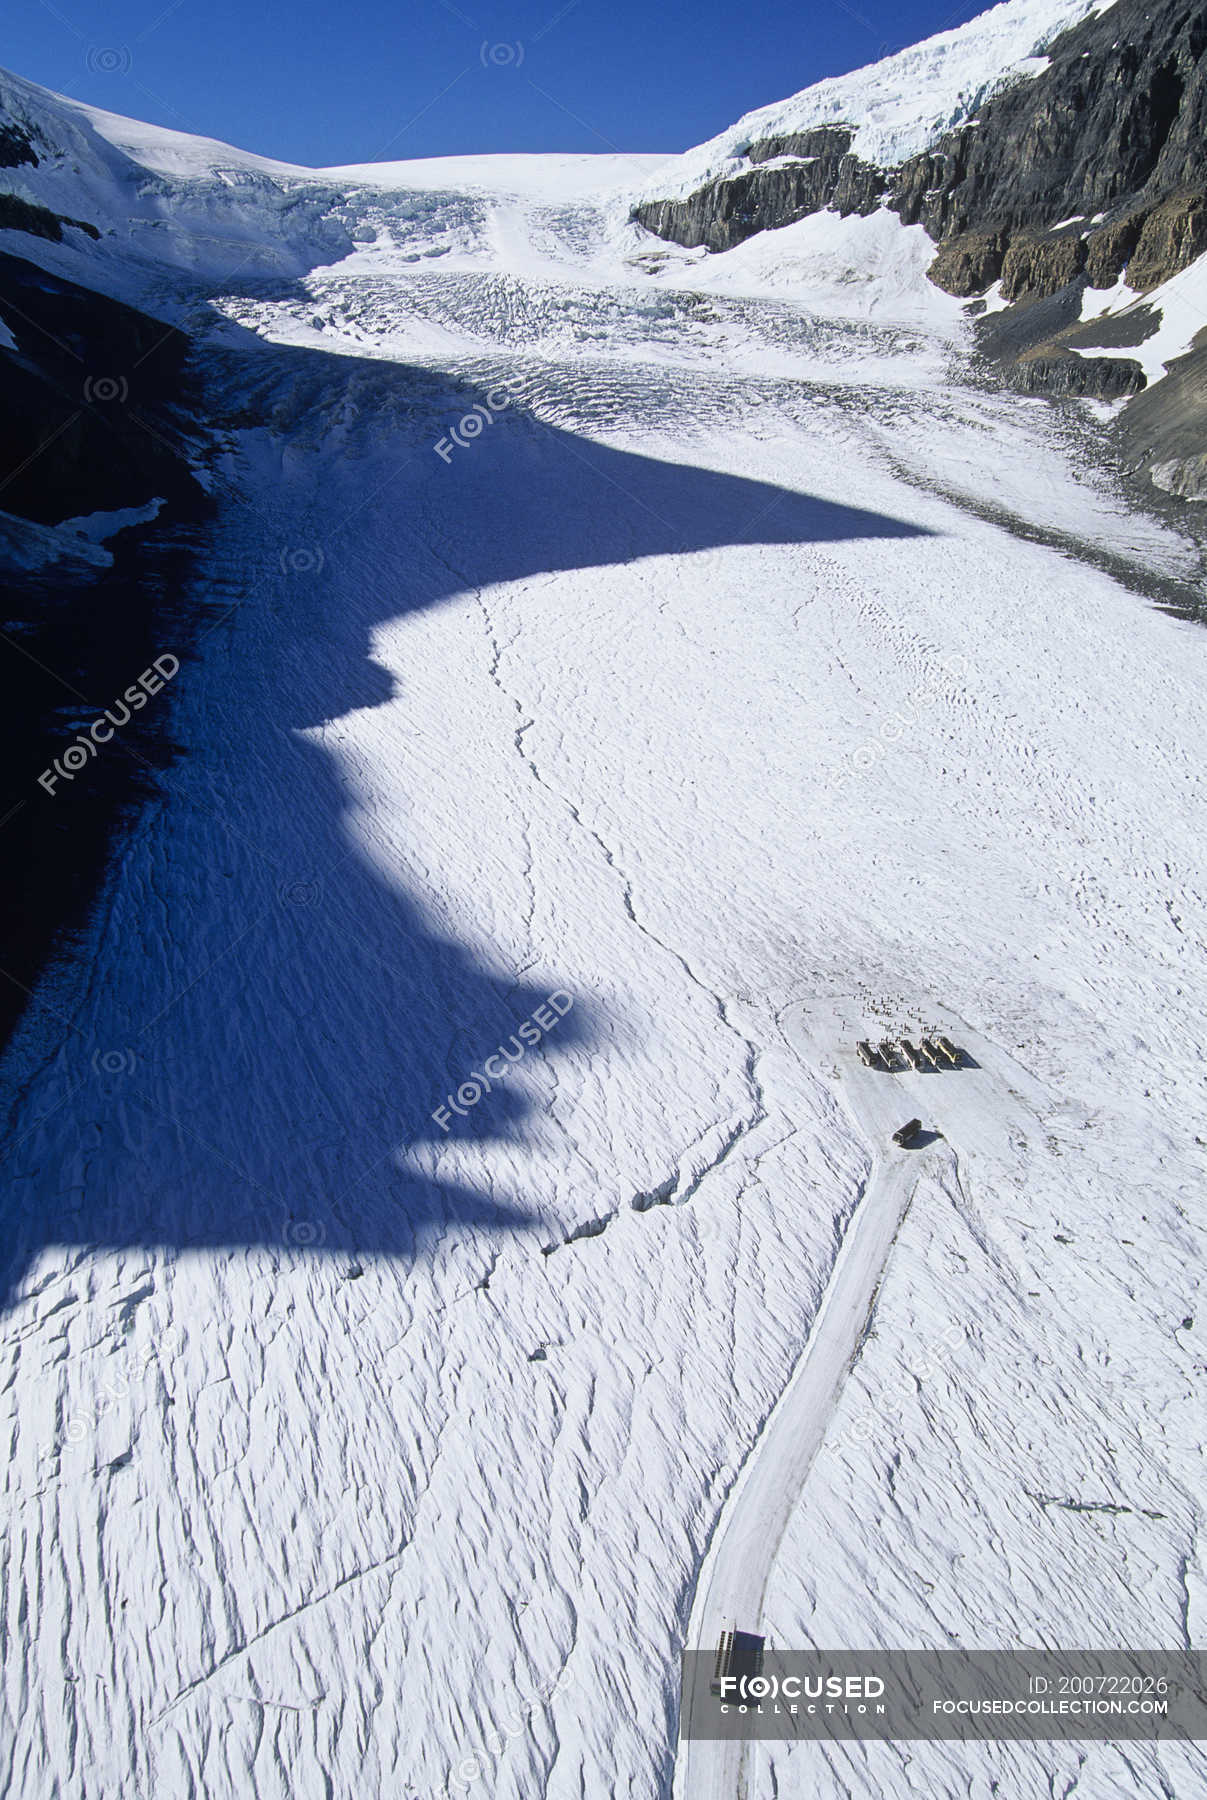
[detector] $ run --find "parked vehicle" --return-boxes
[878,1039,898,1068]
[936,1035,962,1066]
[710,1628,765,1696]
[892,1117,923,1147]
[899,1038,924,1070]
[856,1039,881,1067]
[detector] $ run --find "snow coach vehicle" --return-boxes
[892,1118,923,1147]
[856,1040,880,1067]
[711,1628,765,1696]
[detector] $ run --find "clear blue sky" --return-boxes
[9,0,989,166]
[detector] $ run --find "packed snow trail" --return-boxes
[675,999,1026,1800]
[675,1140,930,1800]
[2,127,1207,1800]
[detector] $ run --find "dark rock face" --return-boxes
[1084,211,1150,286]
[632,0,1207,487]
[635,162,851,253]
[747,126,854,163]
[887,0,1207,254]
[832,155,888,217]
[0,250,199,522]
[1127,188,1207,287]
[927,230,1010,296]
[1114,330,1207,492]
[0,191,99,242]
[635,0,1207,297]
[633,126,887,251]
[999,230,1087,302]
[974,278,1090,361]
[975,276,1156,400]
[0,250,209,1050]
[0,122,37,168]
[882,0,1207,302]
[1007,351,1147,398]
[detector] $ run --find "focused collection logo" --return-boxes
[715,1672,886,1705]
[432,992,573,1131]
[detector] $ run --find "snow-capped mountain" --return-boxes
[634,0,1117,197]
[634,0,1207,497]
[1,18,1206,1800]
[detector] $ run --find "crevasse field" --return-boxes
[1,33,1206,1800]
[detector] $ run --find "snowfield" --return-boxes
[1,48,1207,1800]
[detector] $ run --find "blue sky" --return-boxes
[8,0,991,165]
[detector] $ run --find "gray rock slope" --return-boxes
[634,0,1207,496]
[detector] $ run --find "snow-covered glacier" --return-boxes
[1,22,1206,1800]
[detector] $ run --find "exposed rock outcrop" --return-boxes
[0,190,99,242]
[633,126,886,251]
[1151,451,1207,495]
[927,231,1009,297]
[1084,211,1150,286]
[636,0,1207,297]
[1007,351,1147,398]
[633,0,1207,495]
[0,121,36,167]
[747,127,853,163]
[1126,188,1207,288]
[1114,330,1207,495]
[0,250,199,521]
[0,249,207,1048]
[634,161,851,253]
[893,0,1205,267]
[999,230,1087,302]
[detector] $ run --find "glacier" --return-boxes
[1,28,1206,1800]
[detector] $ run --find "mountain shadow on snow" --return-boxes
[0,330,935,1304]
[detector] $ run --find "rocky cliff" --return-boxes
[633,125,883,251]
[633,0,1207,497]
[0,247,207,1049]
[636,0,1207,294]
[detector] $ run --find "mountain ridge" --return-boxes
[632,0,1207,497]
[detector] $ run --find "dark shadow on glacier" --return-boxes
[0,332,935,1305]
